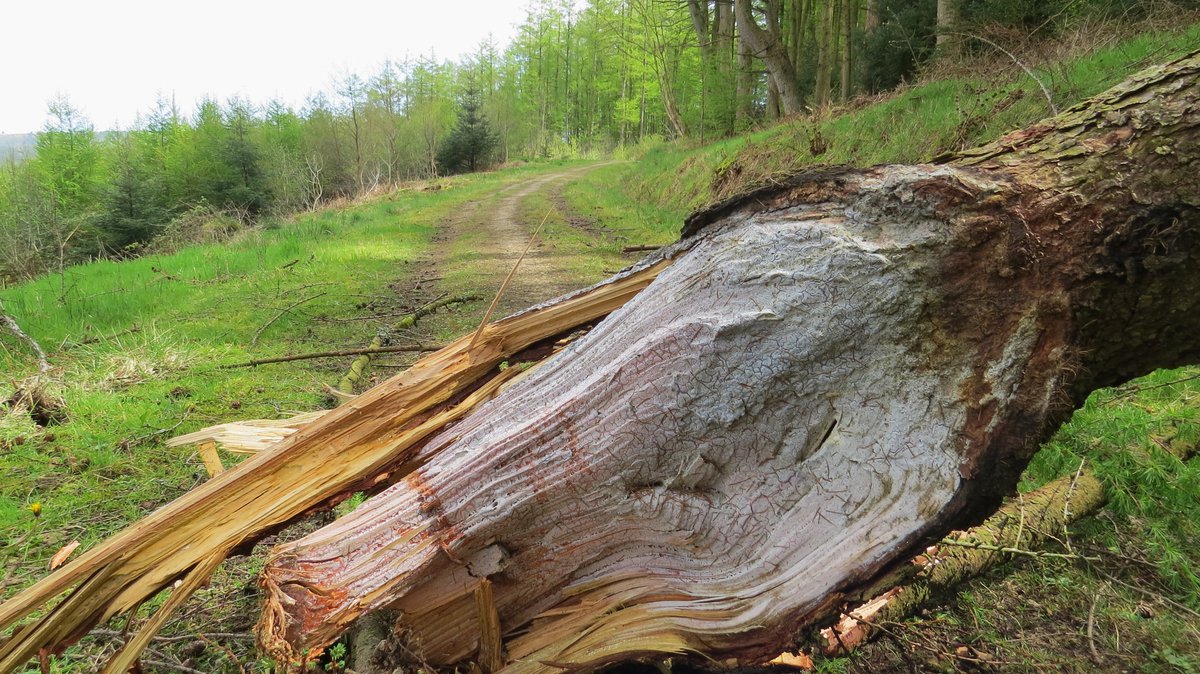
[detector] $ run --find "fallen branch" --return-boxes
[251,292,328,346]
[219,344,447,369]
[621,244,662,253]
[0,300,49,374]
[337,294,479,395]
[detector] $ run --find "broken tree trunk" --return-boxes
[258,51,1200,673]
[0,262,668,673]
[1,51,1197,674]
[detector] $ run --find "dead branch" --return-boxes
[337,294,480,394]
[0,299,49,374]
[220,344,448,369]
[251,292,328,346]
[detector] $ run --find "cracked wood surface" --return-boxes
[261,50,1200,673]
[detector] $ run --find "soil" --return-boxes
[432,163,611,316]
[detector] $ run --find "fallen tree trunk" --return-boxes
[259,51,1200,673]
[0,51,1197,674]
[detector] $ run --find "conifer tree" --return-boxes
[437,80,497,175]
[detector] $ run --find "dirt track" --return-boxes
[433,163,610,316]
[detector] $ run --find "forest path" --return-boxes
[431,162,613,321]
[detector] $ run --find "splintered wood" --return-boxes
[0,257,671,673]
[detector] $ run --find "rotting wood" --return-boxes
[0,258,670,673]
[255,51,1200,674]
[621,244,662,253]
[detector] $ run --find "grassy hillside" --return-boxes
[573,24,1200,227]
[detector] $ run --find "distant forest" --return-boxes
[0,0,1185,280]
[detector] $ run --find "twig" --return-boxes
[1097,569,1200,622]
[1106,372,1200,402]
[1062,459,1087,556]
[70,326,143,348]
[953,32,1058,115]
[251,292,327,346]
[938,539,1099,561]
[221,344,446,369]
[621,244,662,253]
[469,208,554,349]
[141,659,207,674]
[1087,588,1102,662]
[0,299,50,373]
[89,628,256,643]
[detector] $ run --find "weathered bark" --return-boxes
[735,0,805,115]
[864,0,879,33]
[825,427,1198,655]
[260,51,1200,674]
[840,0,854,102]
[715,0,737,134]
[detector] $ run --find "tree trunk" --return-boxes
[815,0,835,108]
[840,0,854,102]
[259,52,1200,674]
[686,0,713,61]
[735,0,805,116]
[865,0,879,32]
[716,0,736,134]
[937,0,960,54]
[735,26,754,125]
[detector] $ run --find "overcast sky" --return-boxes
[0,0,534,134]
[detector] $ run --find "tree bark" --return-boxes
[936,0,960,55]
[259,51,1200,674]
[840,0,854,102]
[735,0,805,115]
[815,0,835,107]
[715,0,737,134]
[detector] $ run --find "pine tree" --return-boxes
[437,80,497,175]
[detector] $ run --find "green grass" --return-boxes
[0,163,567,568]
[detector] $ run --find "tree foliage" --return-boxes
[438,81,498,174]
[0,0,1174,280]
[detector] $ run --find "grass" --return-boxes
[0,162,572,581]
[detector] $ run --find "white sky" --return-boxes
[0,0,533,134]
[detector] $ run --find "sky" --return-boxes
[0,0,534,134]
